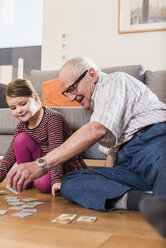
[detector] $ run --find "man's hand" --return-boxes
[51,182,62,197]
[105,155,114,167]
[8,161,43,192]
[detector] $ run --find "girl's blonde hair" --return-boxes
[6,79,41,105]
[6,79,37,97]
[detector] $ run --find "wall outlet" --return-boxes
[61,32,68,41]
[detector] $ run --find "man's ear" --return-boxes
[89,68,98,84]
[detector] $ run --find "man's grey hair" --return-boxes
[60,56,101,76]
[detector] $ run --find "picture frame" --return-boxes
[118,0,166,34]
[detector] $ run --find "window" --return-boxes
[0,0,43,84]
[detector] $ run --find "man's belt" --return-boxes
[120,124,155,150]
[131,124,155,140]
[139,124,155,134]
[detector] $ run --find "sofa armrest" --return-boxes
[145,70,166,104]
[0,108,18,134]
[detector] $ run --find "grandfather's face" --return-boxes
[59,66,98,110]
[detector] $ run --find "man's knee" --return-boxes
[61,169,93,200]
[61,175,74,200]
[61,171,85,201]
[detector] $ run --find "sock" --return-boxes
[126,190,152,210]
[105,193,128,210]
[105,190,152,210]
[114,193,128,209]
[140,196,166,238]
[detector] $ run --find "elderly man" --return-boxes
[8,57,166,237]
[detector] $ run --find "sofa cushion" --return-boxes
[145,70,166,103]
[0,83,8,108]
[30,69,60,101]
[42,78,81,107]
[102,65,145,83]
[52,107,106,159]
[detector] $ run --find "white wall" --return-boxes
[41,0,166,71]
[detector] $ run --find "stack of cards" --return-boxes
[8,199,44,217]
[51,214,97,224]
[8,200,44,217]
[0,185,45,218]
[1,183,98,223]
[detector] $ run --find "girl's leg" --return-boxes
[14,132,51,193]
[34,171,52,193]
[14,132,42,163]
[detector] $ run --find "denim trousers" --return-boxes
[61,122,166,211]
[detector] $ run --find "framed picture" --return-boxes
[118,0,166,34]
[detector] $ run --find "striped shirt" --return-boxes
[90,72,166,162]
[0,107,87,185]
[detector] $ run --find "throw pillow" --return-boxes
[42,78,81,107]
[0,83,8,108]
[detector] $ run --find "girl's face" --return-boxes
[6,95,39,122]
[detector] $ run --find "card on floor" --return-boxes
[22,201,44,208]
[22,208,37,213]
[22,198,37,202]
[12,212,32,218]
[8,206,23,210]
[5,196,18,200]
[21,204,35,209]
[51,214,77,224]
[77,216,97,223]
[8,202,24,206]
[31,201,44,205]
[6,184,19,194]
[0,190,7,195]
[7,199,20,202]
[0,210,8,215]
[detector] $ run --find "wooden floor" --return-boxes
[0,161,166,248]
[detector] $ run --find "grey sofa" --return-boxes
[0,65,166,160]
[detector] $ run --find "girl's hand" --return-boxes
[51,182,62,197]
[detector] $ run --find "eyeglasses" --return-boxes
[61,70,88,97]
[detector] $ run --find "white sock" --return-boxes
[114,192,128,209]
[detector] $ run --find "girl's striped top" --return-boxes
[0,107,87,185]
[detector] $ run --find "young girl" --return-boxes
[0,79,87,196]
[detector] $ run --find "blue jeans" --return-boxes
[61,122,166,211]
